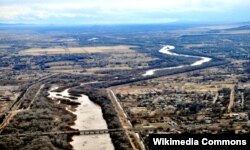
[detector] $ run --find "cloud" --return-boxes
[0,0,249,24]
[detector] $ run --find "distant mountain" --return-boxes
[0,23,31,27]
[226,25,250,31]
[0,23,24,26]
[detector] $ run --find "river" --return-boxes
[143,45,212,76]
[48,87,114,150]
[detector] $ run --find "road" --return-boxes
[227,85,235,113]
[0,74,57,134]
[0,110,25,133]
[107,89,145,150]
[27,84,44,109]
[212,85,218,104]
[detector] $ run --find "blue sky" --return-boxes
[0,0,249,24]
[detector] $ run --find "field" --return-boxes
[18,45,155,74]
[0,24,249,149]
[19,45,136,55]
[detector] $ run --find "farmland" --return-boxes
[0,24,249,149]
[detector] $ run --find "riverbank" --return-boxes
[48,87,114,150]
[68,86,133,150]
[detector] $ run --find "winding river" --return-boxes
[46,45,211,149]
[48,87,114,150]
[143,45,212,76]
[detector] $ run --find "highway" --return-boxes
[107,89,146,150]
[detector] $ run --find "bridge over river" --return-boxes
[0,127,156,137]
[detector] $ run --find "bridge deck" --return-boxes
[0,127,155,137]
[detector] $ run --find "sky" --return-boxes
[0,0,249,25]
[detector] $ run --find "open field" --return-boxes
[184,44,209,49]
[17,45,155,74]
[19,45,136,56]
[0,86,19,101]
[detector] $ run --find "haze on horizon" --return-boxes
[0,0,249,25]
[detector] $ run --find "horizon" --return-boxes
[0,0,250,25]
[0,21,249,27]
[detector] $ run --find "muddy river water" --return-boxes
[48,87,114,150]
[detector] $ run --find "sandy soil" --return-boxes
[19,45,135,56]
